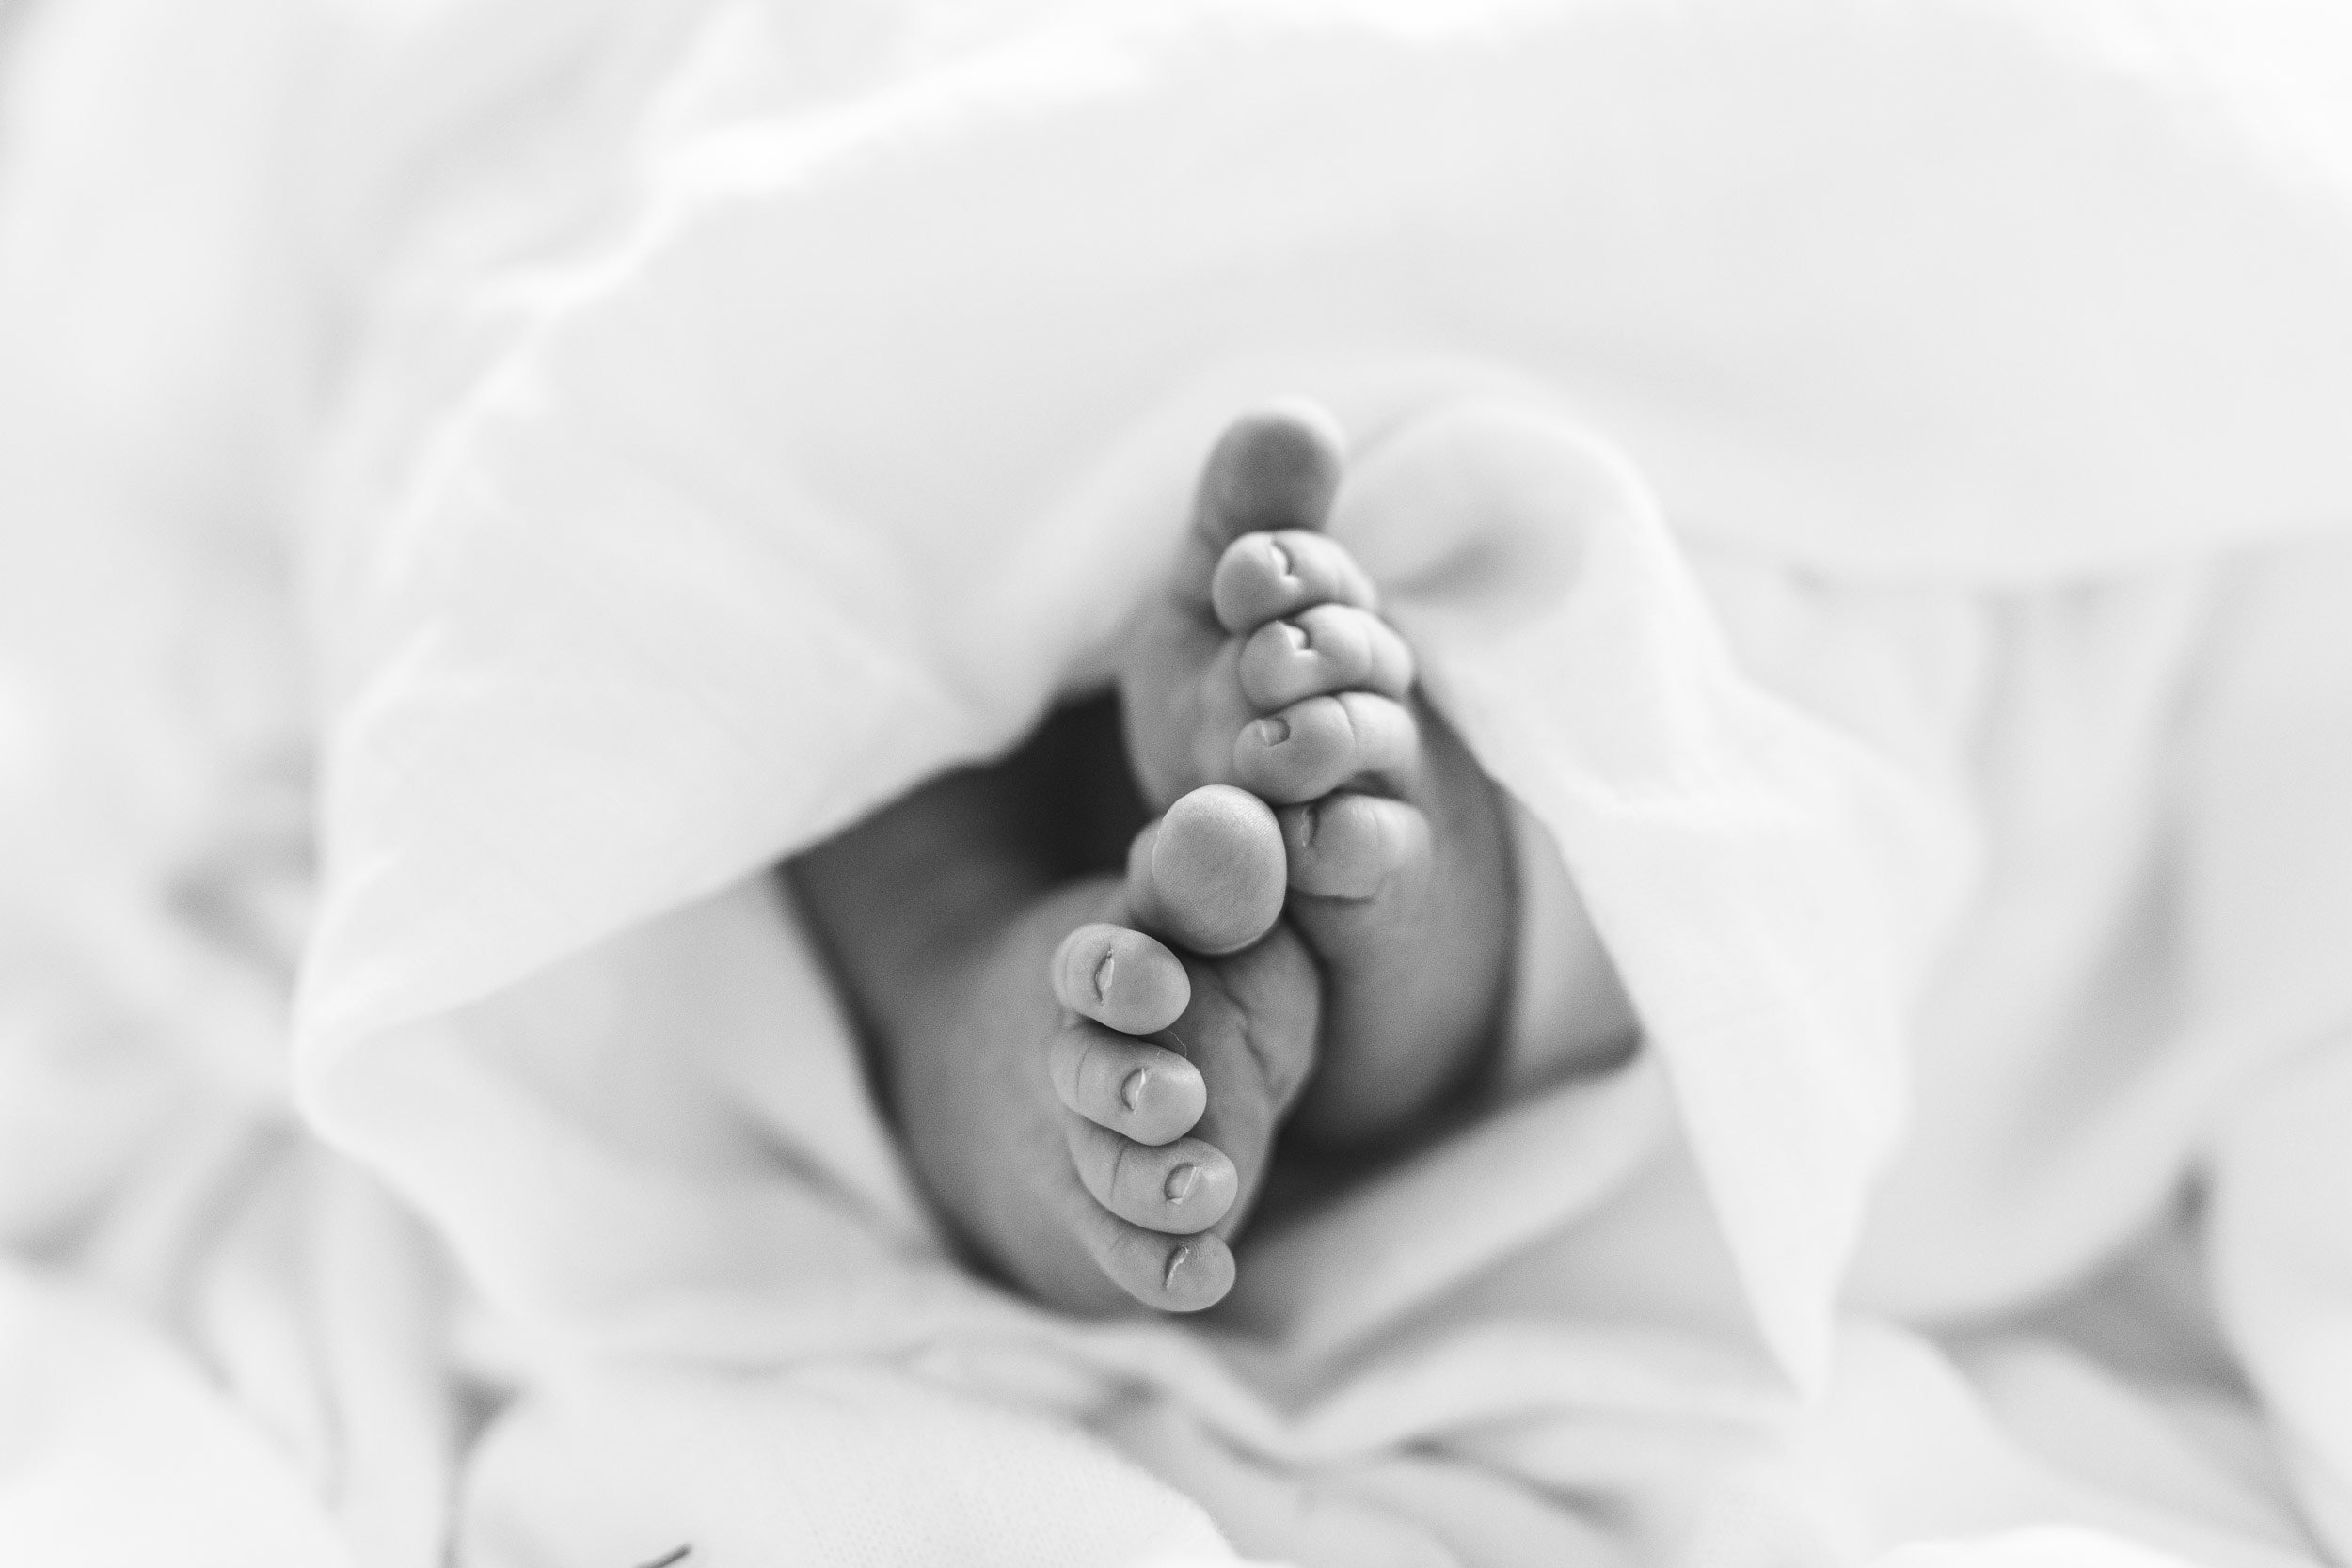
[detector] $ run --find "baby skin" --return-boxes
[790,729,1321,1313]
[1122,403,1518,1146]
[790,403,1518,1315]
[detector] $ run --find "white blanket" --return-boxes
[7,1,2352,1564]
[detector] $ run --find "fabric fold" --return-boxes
[264,0,2352,1561]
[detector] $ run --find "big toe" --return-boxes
[1125,785,1286,956]
[1190,403,1346,564]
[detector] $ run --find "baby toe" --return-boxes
[1048,1021,1207,1145]
[1125,785,1287,956]
[1232,691,1419,805]
[1192,403,1346,553]
[1210,529,1379,635]
[1236,603,1415,712]
[1066,1119,1238,1235]
[1279,792,1433,901]
[1053,923,1191,1036]
[1062,1184,1238,1312]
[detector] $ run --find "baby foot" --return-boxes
[1121,405,1517,1145]
[898,785,1318,1314]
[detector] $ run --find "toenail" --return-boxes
[1279,620,1310,653]
[1257,717,1290,746]
[1121,1068,1149,1112]
[1093,951,1116,1002]
[1164,1164,1201,1203]
[1294,804,1316,849]
[1266,540,1292,578]
[1163,1245,1192,1289]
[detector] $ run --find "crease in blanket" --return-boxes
[0,2,479,1561]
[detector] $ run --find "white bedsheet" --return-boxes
[6,2,2352,1564]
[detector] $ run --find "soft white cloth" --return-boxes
[0,1265,363,1568]
[290,0,2352,1562]
[0,2,462,1564]
[7,1,2352,1564]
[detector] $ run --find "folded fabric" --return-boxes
[0,1266,364,1568]
[15,0,2352,1563]
[286,2,2352,1562]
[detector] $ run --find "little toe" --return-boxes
[1236,603,1415,712]
[1060,1181,1238,1311]
[1279,792,1433,901]
[1125,785,1287,956]
[1047,1021,1206,1146]
[1066,1120,1238,1234]
[1232,692,1419,805]
[1053,923,1191,1036]
[1191,403,1346,559]
[1210,530,1379,634]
